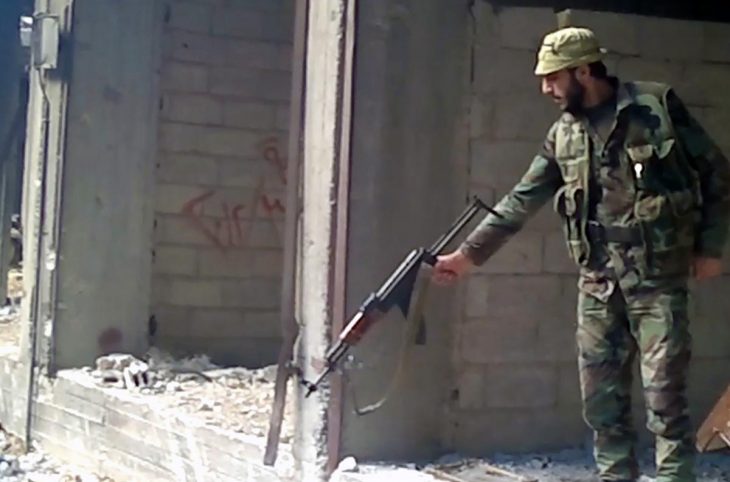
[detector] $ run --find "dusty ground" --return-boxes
[336,447,730,482]
[0,428,113,482]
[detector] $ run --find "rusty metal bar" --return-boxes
[263,0,309,466]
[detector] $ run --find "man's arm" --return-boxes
[458,124,564,266]
[667,90,730,259]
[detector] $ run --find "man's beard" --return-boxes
[561,73,586,115]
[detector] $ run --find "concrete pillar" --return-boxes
[293,1,350,481]
[338,0,470,461]
[21,0,163,370]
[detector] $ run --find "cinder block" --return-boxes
[275,105,290,131]
[696,106,730,152]
[459,317,543,364]
[455,366,485,410]
[159,122,208,153]
[246,221,284,249]
[153,246,198,276]
[470,139,541,191]
[538,279,580,363]
[150,305,193,338]
[209,67,291,102]
[465,275,490,319]
[494,91,557,142]
[637,17,703,61]
[198,249,282,278]
[167,1,212,33]
[216,159,265,188]
[189,308,279,339]
[225,40,285,71]
[543,231,577,274]
[473,48,540,96]
[222,101,276,129]
[154,214,213,247]
[452,406,587,454]
[474,230,543,275]
[161,122,260,156]
[557,361,581,406]
[205,127,262,157]
[568,10,639,56]
[164,279,224,307]
[157,153,218,185]
[155,183,208,214]
[162,93,224,125]
[703,22,730,63]
[617,57,683,87]
[162,61,208,93]
[497,7,557,51]
[220,279,281,309]
[681,63,730,107]
[469,95,493,141]
[483,363,559,408]
[212,5,293,42]
[164,30,227,65]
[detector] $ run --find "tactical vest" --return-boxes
[552,81,701,276]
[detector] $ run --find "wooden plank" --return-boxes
[696,384,730,452]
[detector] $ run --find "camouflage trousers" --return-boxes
[577,285,695,482]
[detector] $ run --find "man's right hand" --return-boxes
[432,250,474,286]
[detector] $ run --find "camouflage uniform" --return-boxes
[459,28,730,482]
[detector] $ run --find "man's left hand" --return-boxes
[693,257,724,281]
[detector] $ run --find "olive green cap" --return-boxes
[534,26,607,76]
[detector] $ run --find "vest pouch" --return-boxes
[553,184,589,265]
[634,190,695,278]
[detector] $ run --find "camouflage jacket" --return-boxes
[460,79,730,300]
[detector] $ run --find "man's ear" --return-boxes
[574,64,591,84]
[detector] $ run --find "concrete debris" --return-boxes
[428,447,730,482]
[82,348,294,443]
[336,446,730,482]
[337,456,359,473]
[0,428,113,482]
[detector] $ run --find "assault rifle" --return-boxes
[301,196,500,398]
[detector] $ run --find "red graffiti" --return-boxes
[180,137,287,252]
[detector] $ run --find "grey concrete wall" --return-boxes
[338,0,470,462]
[49,0,163,368]
[151,0,295,367]
[448,2,730,454]
[23,371,294,482]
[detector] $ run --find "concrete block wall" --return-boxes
[27,371,294,482]
[152,0,294,366]
[449,2,730,454]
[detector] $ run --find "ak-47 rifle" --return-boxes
[301,196,500,398]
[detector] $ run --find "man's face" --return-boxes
[540,68,585,114]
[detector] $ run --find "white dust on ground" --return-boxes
[332,447,730,482]
[0,428,113,482]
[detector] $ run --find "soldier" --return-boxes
[433,27,730,482]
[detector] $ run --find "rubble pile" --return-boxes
[84,348,295,443]
[0,428,112,482]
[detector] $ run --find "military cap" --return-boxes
[534,26,607,76]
